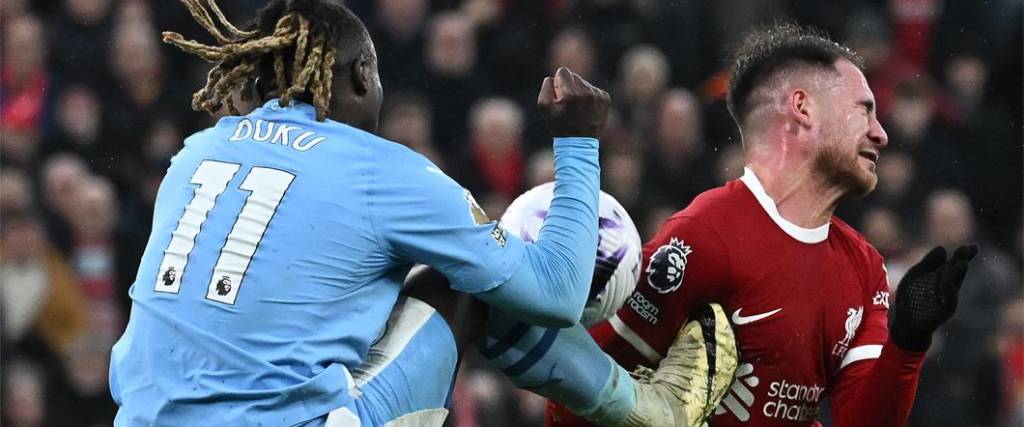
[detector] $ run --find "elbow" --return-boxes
[550,306,582,328]
[529,302,583,328]
[531,311,579,328]
[541,274,590,328]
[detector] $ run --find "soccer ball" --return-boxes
[500,182,643,327]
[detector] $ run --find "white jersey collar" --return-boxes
[739,167,830,244]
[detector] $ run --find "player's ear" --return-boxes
[788,89,813,130]
[350,55,371,97]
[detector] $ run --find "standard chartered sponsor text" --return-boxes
[762,380,824,422]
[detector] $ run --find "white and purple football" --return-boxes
[500,182,642,327]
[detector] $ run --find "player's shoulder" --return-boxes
[325,119,420,159]
[830,216,884,265]
[647,181,749,259]
[309,117,436,168]
[362,134,454,185]
[664,179,750,231]
[314,120,460,191]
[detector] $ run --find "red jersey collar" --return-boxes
[739,167,830,244]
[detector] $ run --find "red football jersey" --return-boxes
[550,169,907,427]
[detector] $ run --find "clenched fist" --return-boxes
[538,67,611,138]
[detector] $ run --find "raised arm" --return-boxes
[375,68,610,327]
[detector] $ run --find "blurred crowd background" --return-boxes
[1,0,1021,426]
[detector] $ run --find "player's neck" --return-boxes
[745,159,844,229]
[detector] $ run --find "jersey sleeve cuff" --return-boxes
[553,137,599,150]
[883,339,928,364]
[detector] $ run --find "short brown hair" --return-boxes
[726,24,863,127]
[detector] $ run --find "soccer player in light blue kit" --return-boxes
[109,0,610,425]
[404,185,740,427]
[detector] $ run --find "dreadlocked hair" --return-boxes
[163,0,363,121]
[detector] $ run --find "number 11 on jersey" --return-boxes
[155,160,295,305]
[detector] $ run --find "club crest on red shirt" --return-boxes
[646,238,693,294]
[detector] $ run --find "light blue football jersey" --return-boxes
[110,100,529,426]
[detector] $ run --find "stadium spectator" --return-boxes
[381,93,445,169]
[888,0,942,69]
[548,27,597,82]
[0,0,29,24]
[50,0,114,87]
[910,189,1023,427]
[48,331,118,427]
[367,0,428,90]
[3,359,48,427]
[615,45,669,135]
[565,0,647,80]
[423,12,486,153]
[601,151,643,215]
[861,206,921,286]
[1,13,50,167]
[64,177,125,333]
[0,169,33,214]
[2,13,49,130]
[1,0,1019,425]
[47,85,106,162]
[944,54,1022,232]
[883,77,964,207]
[105,15,170,179]
[646,1,717,88]
[524,149,554,189]
[643,88,714,207]
[458,97,527,201]
[40,153,90,253]
[2,211,88,356]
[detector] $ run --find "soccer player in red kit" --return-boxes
[549,24,977,427]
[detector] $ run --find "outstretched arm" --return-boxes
[401,266,737,427]
[474,68,610,326]
[477,304,738,427]
[378,68,608,327]
[830,245,978,427]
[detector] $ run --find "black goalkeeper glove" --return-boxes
[890,244,979,352]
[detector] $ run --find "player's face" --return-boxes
[816,59,888,197]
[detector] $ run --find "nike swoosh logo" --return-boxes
[731,308,782,325]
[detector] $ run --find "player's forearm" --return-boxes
[477,137,599,326]
[476,309,635,416]
[831,340,926,427]
[475,309,656,427]
[480,304,737,427]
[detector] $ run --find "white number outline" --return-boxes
[205,166,294,304]
[154,160,295,305]
[155,160,240,294]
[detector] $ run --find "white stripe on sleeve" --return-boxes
[609,314,663,364]
[840,344,883,370]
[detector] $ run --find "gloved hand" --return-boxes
[890,244,979,352]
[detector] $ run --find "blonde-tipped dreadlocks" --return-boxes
[163,0,339,121]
